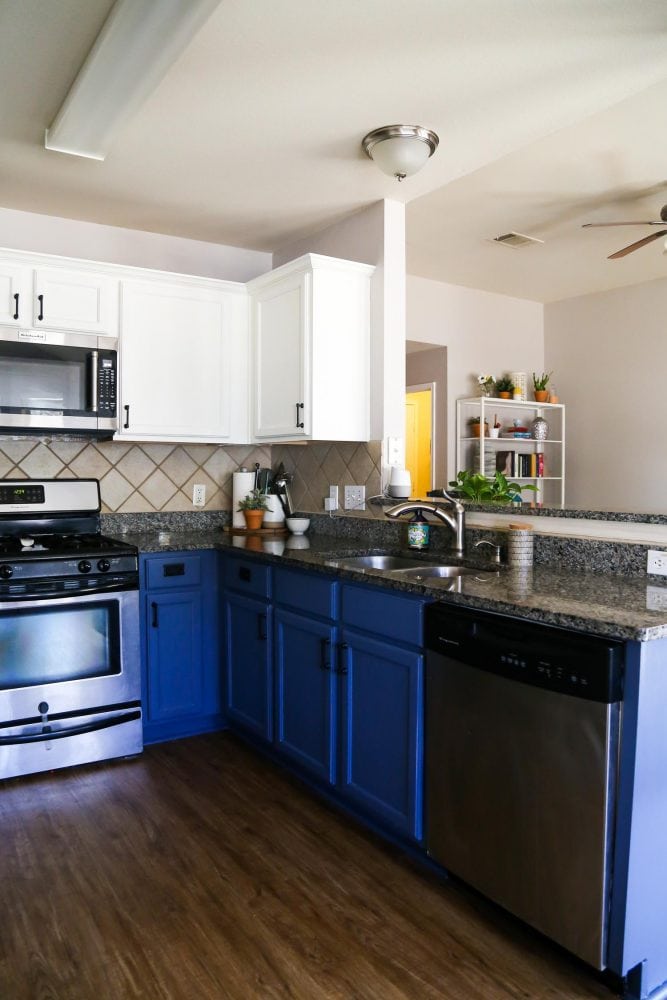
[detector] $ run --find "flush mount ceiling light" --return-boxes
[45,0,220,161]
[362,125,439,181]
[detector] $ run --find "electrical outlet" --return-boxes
[192,484,206,507]
[646,586,667,611]
[647,549,667,576]
[324,497,337,512]
[344,485,365,510]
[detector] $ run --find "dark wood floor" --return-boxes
[1,733,616,1000]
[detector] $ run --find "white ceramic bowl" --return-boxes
[286,517,310,535]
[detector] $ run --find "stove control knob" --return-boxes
[0,564,13,579]
[78,559,92,574]
[97,558,111,573]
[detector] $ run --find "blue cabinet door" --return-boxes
[223,592,273,742]
[274,608,337,784]
[145,589,204,722]
[338,629,424,842]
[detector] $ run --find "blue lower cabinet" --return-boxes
[141,550,221,744]
[274,608,337,783]
[223,592,273,742]
[338,629,424,842]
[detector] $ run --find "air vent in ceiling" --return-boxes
[488,232,545,249]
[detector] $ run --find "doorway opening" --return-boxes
[405,383,434,497]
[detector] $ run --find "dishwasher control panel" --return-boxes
[424,603,624,703]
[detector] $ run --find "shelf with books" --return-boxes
[456,396,565,506]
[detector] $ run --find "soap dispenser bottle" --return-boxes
[407,510,430,550]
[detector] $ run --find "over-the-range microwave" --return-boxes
[0,326,117,438]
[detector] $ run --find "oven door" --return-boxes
[0,588,140,721]
[0,328,116,435]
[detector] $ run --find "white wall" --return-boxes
[0,206,271,281]
[274,200,406,473]
[545,276,667,513]
[407,275,544,480]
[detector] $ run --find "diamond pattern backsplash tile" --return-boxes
[272,441,382,515]
[0,439,273,513]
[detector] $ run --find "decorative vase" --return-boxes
[243,509,265,530]
[531,417,549,440]
[534,390,549,403]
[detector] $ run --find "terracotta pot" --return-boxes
[243,508,265,530]
[534,390,549,402]
[471,423,487,437]
[498,391,511,399]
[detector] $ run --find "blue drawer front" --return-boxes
[223,555,271,598]
[274,567,337,620]
[145,553,202,589]
[341,583,424,647]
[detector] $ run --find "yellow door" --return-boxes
[405,389,432,497]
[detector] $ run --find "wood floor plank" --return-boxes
[0,733,617,1000]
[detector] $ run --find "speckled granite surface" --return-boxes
[107,515,667,641]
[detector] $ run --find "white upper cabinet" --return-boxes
[248,254,374,442]
[0,251,118,335]
[0,259,31,326]
[32,266,117,335]
[118,276,249,443]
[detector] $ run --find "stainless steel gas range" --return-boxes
[0,478,142,781]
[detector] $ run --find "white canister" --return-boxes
[263,493,285,524]
[507,523,534,568]
[232,468,256,528]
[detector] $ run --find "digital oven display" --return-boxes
[0,485,45,505]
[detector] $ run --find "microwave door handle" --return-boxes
[89,350,99,413]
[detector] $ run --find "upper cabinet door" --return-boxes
[252,268,309,439]
[119,277,247,442]
[0,261,31,327]
[248,254,373,443]
[32,266,118,335]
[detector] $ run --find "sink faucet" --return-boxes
[385,489,465,557]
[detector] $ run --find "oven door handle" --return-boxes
[0,709,141,745]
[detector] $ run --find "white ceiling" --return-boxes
[2,1,667,302]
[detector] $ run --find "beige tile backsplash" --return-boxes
[0,438,381,514]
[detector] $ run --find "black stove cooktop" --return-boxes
[0,532,133,559]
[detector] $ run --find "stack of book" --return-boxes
[496,451,545,478]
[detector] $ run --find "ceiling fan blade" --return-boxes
[583,221,664,228]
[608,229,667,259]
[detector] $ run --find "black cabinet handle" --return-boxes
[295,402,304,429]
[337,642,349,675]
[163,563,185,577]
[239,566,251,582]
[257,613,267,641]
[12,293,19,320]
[123,404,130,429]
[320,637,331,671]
[37,294,44,321]
[151,601,158,628]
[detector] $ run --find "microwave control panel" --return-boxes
[98,352,117,416]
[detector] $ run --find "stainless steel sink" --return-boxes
[326,554,428,571]
[391,565,479,580]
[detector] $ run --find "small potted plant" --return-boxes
[489,415,502,438]
[469,415,488,438]
[448,470,538,504]
[495,375,514,399]
[533,371,553,403]
[237,488,269,530]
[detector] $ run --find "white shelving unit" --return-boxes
[456,396,565,505]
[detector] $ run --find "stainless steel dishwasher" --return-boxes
[425,603,624,970]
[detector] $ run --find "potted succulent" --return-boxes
[448,470,538,504]
[237,488,269,530]
[495,375,514,399]
[469,415,488,438]
[533,371,553,403]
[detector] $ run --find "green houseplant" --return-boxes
[495,375,514,398]
[532,371,553,402]
[237,488,269,530]
[448,470,538,504]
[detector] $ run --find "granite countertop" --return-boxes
[114,528,667,642]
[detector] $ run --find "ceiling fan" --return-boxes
[583,205,667,259]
